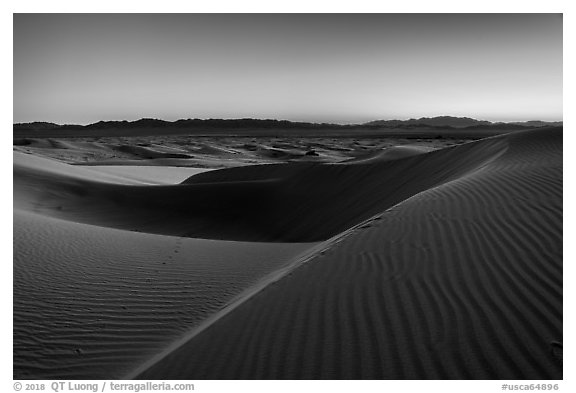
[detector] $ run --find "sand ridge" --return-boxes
[132,127,562,379]
[13,127,562,379]
[13,209,314,379]
[14,134,507,242]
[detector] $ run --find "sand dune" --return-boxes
[343,144,435,164]
[131,127,562,379]
[14,135,465,168]
[13,152,210,185]
[111,144,191,159]
[13,209,313,379]
[13,151,316,379]
[14,127,562,379]
[14,134,506,242]
[81,165,212,185]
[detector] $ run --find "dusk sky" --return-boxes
[13,13,562,124]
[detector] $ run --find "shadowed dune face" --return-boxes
[14,136,507,242]
[13,127,562,380]
[132,127,562,380]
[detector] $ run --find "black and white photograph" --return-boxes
[11,8,565,386]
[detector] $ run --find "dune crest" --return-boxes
[132,127,562,379]
[13,127,562,380]
[13,209,313,379]
[14,133,508,242]
[341,144,435,164]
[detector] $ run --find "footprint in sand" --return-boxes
[163,238,183,265]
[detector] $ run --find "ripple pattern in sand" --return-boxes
[135,128,562,379]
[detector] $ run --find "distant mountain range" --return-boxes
[14,118,340,131]
[364,116,562,128]
[13,116,562,136]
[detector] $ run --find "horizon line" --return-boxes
[14,115,564,127]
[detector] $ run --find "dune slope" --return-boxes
[133,127,562,379]
[13,149,317,379]
[13,209,313,379]
[15,134,507,242]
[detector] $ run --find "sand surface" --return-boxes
[13,128,562,379]
[133,128,562,379]
[13,151,314,379]
[76,165,212,185]
[13,210,313,379]
[14,135,467,167]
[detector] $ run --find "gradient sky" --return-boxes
[13,13,562,124]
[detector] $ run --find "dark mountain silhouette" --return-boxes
[365,116,492,128]
[13,116,562,137]
[13,122,61,130]
[14,118,341,132]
